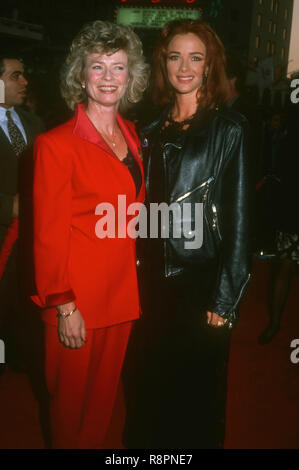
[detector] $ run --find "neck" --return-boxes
[171,92,199,122]
[85,100,118,133]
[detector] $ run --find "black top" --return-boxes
[147,119,192,276]
[148,117,194,205]
[122,148,142,197]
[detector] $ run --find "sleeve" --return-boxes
[208,119,253,325]
[31,133,76,308]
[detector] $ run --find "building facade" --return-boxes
[213,0,294,70]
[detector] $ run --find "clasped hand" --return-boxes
[206,311,227,328]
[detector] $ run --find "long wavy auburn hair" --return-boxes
[151,19,230,110]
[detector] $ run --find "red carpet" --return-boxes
[0,259,298,449]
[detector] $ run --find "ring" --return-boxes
[217,320,224,327]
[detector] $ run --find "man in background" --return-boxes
[0,54,44,373]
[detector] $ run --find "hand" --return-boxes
[206,311,227,328]
[12,193,19,218]
[57,302,86,349]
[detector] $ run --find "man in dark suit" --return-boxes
[0,54,44,372]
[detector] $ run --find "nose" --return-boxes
[102,67,113,80]
[179,58,189,72]
[20,74,28,87]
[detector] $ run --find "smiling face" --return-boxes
[166,33,207,99]
[0,59,28,108]
[82,50,129,110]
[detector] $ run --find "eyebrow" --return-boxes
[168,51,205,56]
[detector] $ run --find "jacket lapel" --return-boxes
[0,126,15,156]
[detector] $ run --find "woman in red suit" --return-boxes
[31,20,148,449]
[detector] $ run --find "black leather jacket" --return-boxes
[141,107,252,325]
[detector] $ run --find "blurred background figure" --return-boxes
[0,54,44,375]
[259,103,299,344]
[255,109,287,258]
[226,50,263,180]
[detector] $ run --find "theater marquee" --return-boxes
[116,7,201,29]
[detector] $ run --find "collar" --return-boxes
[73,103,140,161]
[0,106,15,121]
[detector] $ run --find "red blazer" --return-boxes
[31,104,145,329]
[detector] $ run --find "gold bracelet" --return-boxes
[56,306,77,320]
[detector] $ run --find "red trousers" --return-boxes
[44,321,132,449]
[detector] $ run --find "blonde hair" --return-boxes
[61,20,149,111]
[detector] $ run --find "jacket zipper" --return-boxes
[227,273,251,326]
[162,142,182,279]
[211,204,222,240]
[174,176,215,203]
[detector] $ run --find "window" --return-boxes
[258,0,263,4]
[270,0,274,11]
[275,0,279,14]
[284,8,288,20]
[282,28,287,40]
[273,23,277,34]
[266,40,271,54]
[271,42,276,55]
[281,47,285,59]
[268,20,272,32]
[256,35,261,48]
[257,14,262,27]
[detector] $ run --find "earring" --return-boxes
[82,84,85,89]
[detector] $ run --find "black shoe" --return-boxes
[0,363,6,376]
[258,325,280,345]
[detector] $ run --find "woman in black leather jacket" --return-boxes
[124,19,252,449]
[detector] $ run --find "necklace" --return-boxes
[166,112,197,129]
[100,126,117,148]
[111,127,116,147]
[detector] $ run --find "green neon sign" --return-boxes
[116,7,201,29]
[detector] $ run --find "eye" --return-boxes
[114,65,125,71]
[11,72,20,80]
[92,65,102,70]
[191,56,203,61]
[168,55,179,61]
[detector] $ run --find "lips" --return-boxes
[98,86,117,93]
[177,76,193,82]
